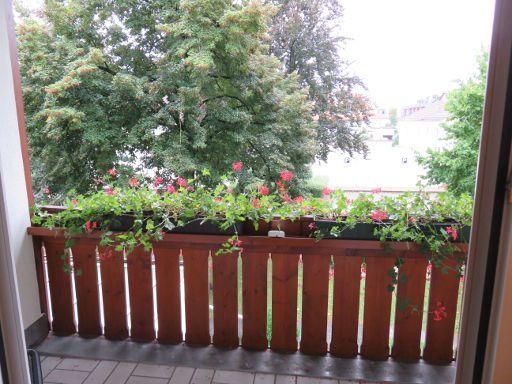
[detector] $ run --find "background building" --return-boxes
[311,94,449,194]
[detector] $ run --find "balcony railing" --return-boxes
[28,227,466,364]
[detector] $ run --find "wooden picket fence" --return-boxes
[28,227,466,364]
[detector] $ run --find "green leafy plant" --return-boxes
[32,162,473,304]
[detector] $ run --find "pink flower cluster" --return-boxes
[371,210,388,221]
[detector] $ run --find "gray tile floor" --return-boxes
[40,355,361,384]
[36,335,455,384]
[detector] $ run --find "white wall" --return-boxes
[397,120,447,153]
[0,0,42,329]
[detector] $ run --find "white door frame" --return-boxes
[455,0,512,382]
[1,0,512,383]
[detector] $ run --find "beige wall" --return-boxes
[0,0,41,329]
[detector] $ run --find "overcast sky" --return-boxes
[339,0,496,108]
[22,0,496,110]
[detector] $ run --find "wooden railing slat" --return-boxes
[183,248,210,345]
[330,254,361,357]
[360,250,396,359]
[242,251,268,350]
[300,253,330,355]
[127,247,155,341]
[44,240,75,335]
[99,248,128,340]
[154,245,182,344]
[72,242,101,337]
[423,256,461,363]
[32,237,48,317]
[212,252,239,348]
[30,229,465,365]
[391,254,428,360]
[270,252,299,352]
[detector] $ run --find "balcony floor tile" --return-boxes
[36,334,455,383]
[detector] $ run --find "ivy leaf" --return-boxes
[397,297,410,312]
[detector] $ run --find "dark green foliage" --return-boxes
[17,0,317,199]
[417,53,488,196]
[267,0,370,160]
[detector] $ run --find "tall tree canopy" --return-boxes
[17,0,370,199]
[267,0,370,160]
[17,0,317,197]
[417,53,487,196]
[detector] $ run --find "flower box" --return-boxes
[313,221,383,240]
[313,220,471,243]
[104,214,243,235]
[243,218,271,236]
[419,223,471,243]
[170,218,244,236]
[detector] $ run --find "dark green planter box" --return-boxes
[314,221,382,240]
[314,221,471,243]
[170,218,243,235]
[106,214,243,235]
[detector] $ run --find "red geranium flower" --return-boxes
[280,170,294,182]
[322,187,331,196]
[104,187,116,196]
[433,301,448,321]
[71,198,78,205]
[230,239,243,248]
[446,226,458,241]
[167,185,176,193]
[232,161,243,171]
[293,196,304,204]
[276,180,291,203]
[177,177,187,187]
[371,210,388,221]
[85,220,97,233]
[153,177,163,187]
[408,216,416,224]
[107,168,117,177]
[128,178,139,187]
[259,185,269,196]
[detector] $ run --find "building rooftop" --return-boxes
[399,96,449,122]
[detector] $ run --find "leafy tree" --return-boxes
[16,0,316,198]
[266,0,370,160]
[417,53,487,196]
